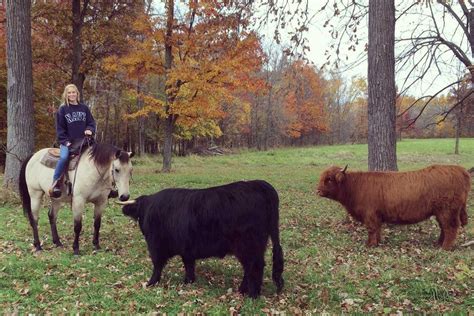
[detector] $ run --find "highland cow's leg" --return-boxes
[441,227,458,251]
[440,209,461,251]
[236,253,250,294]
[235,238,266,298]
[238,270,249,295]
[246,255,265,299]
[365,213,381,247]
[182,257,196,284]
[147,248,167,287]
[237,255,264,298]
[435,218,445,246]
[48,201,63,247]
[377,230,382,244]
[237,238,266,298]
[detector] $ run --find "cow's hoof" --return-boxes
[275,278,284,293]
[441,245,454,251]
[247,290,260,299]
[239,284,249,295]
[184,277,195,284]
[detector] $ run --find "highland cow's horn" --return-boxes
[115,199,137,205]
[341,165,348,173]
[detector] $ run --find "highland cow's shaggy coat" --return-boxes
[121,180,284,298]
[316,165,471,250]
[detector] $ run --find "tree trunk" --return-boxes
[103,90,110,143]
[367,0,398,171]
[4,0,35,191]
[137,78,145,156]
[454,102,462,155]
[162,0,174,172]
[72,0,88,97]
[470,8,474,58]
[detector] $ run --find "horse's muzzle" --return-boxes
[119,194,130,201]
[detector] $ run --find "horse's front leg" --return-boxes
[48,201,63,247]
[92,198,107,250]
[72,198,85,255]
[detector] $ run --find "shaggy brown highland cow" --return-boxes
[316,165,471,250]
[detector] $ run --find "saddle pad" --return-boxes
[40,149,80,171]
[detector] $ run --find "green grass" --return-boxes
[1,138,473,313]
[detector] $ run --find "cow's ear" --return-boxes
[129,151,135,158]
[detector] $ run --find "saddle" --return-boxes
[40,137,91,170]
[40,149,81,171]
[43,137,94,197]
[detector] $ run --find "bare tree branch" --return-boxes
[398,79,462,129]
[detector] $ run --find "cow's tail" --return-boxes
[267,182,284,294]
[19,154,33,218]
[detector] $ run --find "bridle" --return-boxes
[71,136,93,195]
[111,166,118,192]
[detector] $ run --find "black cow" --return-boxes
[119,180,284,298]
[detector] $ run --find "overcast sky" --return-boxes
[290,1,466,97]
[156,1,467,97]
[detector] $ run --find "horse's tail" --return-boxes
[19,154,33,218]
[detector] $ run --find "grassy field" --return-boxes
[0,138,473,313]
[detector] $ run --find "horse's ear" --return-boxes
[129,151,135,158]
[115,150,122,159]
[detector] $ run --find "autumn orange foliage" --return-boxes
[106,1,265,140]
[280,60,328,138]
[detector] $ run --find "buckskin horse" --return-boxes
[19,142,134,255]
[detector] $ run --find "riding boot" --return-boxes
[48,179,62,198]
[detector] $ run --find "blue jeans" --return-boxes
[53,145,69,182]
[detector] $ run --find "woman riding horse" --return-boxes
[50,84,96,198]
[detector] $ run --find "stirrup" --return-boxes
[48,180,62,198]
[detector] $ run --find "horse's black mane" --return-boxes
[88,143,129,168]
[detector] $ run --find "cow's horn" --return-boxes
[115,200,136,205]
[341,165,348,173]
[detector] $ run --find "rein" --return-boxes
[92,153,118,193]
[71,136,94,195]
